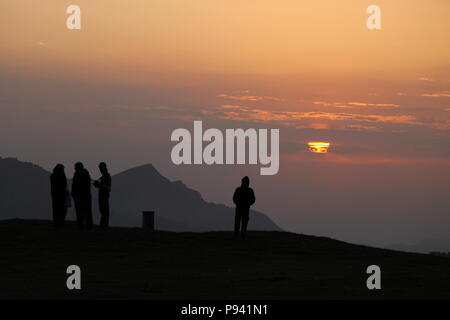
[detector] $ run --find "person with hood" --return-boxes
[50,164,68,227]
[93,162,111,228]
[71,162,93,230]
[232,176,256,240]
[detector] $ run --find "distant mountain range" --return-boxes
[0,157,281,231]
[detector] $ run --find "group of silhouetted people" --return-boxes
[51,163,255,239]
[50,162,111,230]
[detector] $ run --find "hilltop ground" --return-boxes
[1,219,449,299]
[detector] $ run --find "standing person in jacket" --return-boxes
[50,164,68,227]
[93,162,111,228]
[233,176,256,240]
[71,162,93,230]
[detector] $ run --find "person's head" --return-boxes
[241,176,250,188]
[74,162,84,171]
[53,163,65,175]
[99,162,108,174]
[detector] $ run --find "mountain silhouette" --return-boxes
[0,157,281,231]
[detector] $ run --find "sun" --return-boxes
[307,142,331,154]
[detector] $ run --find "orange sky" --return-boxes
[1,0,449,161]
[2,0,449,135]
[2,0,450,81]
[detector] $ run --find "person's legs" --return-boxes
[52,200,58,227]
[61,204,67,226]
[85,198,93,231]
[99,195,110,228]
[104,197,110,227]
[74,200,84,229]
[99,197,105,227]
[241,210,250,239]
[234,209,242,239]
[56,200,65,227]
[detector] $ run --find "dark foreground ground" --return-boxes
[1,219,449,299]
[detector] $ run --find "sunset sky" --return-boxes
[1,0,449,247]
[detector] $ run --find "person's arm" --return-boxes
[233,188,239,205]
[85,172,92,188]
[249,189,256,206]
[100,175,111,189]
[96,175,111,191]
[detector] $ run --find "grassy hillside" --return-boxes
[1,219,449,299]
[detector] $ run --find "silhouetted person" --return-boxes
[71,162,93,230]
[93,162,111,228]
[233,176,255,240]
[50,164,68,227]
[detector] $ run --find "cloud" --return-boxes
[313,101,357,109]
[203,105,450,132]
[422,91,450,97]
[220,105,243,109]
[347,102,400,108]
[308,123,329,130]
[218,92,282,102]
[284,152,450,166]
[418,77,433,82]
[314,101,399,108]
[46,102,449,133]
[214,105,421,126]
[344,124,379,131]
[313,101,334,107]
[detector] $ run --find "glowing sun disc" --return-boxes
[308,142,331,153]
